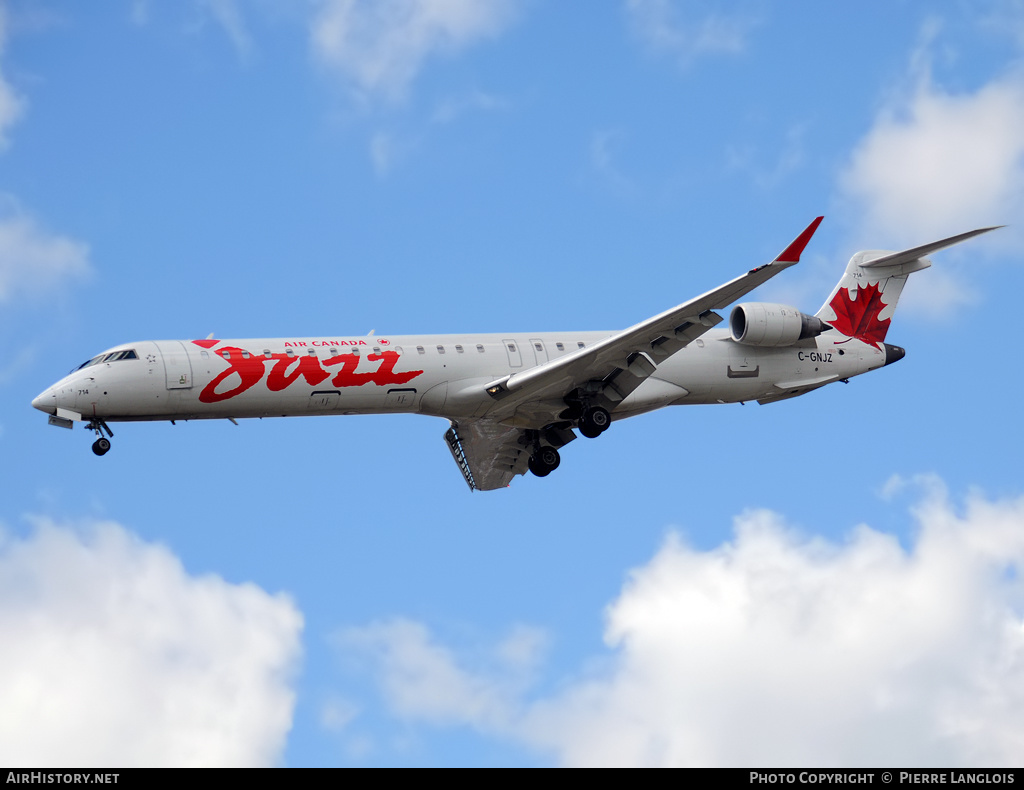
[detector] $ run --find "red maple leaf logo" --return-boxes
[827,281,891,344]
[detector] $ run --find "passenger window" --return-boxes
[577,342,585,349]
[264,350,273,358]
[286,349,295,358]
[455,345,464,353]
[308,349,317,357]
[476,344,485,353]
[437,345,446,354]
[417,346,425,354]
[534,343,542,351]
[220,350,232,359]
[242,351,251,359]
[329,348,339,357]
[201,350,209,359]
[556,343,564,351]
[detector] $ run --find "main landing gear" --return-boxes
[528,445,561,478]
[523,409,605,480]
[578,406,611,439]
[87,419,114,456]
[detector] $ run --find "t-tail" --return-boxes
[816,226,1002,352]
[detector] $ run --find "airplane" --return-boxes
[31,218,997,491]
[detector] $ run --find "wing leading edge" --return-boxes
[481,216,824,416]
[448,217,824,490]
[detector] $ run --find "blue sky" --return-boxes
[3,0,1024,767]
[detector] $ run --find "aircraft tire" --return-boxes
[529,447,560,477]
[580,407,611,437]
[92,438,111,456]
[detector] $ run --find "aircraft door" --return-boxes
[529,338,548,366]
[161,340,194,389]
[503,339,522,368]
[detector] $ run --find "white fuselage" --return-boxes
[31,217,986,488]
[32,329,885,428]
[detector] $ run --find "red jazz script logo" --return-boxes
[827,282,891,345]
[192,340,424,404]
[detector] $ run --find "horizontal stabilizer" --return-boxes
[861,226,1002,269]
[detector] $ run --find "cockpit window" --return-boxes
[72,355,103,372]
[71,349,138,373]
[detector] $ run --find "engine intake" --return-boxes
[730,302,828,347]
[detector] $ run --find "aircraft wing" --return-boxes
[445,420,529,491]
[482,216,824,419]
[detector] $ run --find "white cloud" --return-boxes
[0,18,86,305]
[310,0,520,101]
[0,202,91,302]
[338,481,1024,767]
[836,27,1024,317]
[625,0,758,65]
[0,519,303,767]
[335,618,544,731]
[0,3,26,148]
[839,65,1024,249]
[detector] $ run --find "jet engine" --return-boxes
[729,302,828,347]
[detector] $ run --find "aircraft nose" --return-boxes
[32,387,56,414]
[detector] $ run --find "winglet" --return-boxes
[775,216,824,263]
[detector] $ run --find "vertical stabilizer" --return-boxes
[815,251,925,345]
[816,226,1000,345]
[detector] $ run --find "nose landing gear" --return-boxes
[86,419,114,456]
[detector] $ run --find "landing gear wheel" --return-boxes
[579,406,611,438]
[528,446,560,477]
[86,418,114,456]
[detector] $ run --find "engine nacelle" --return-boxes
[729,302,828,347]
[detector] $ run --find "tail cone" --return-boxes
[883,343,905,367]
